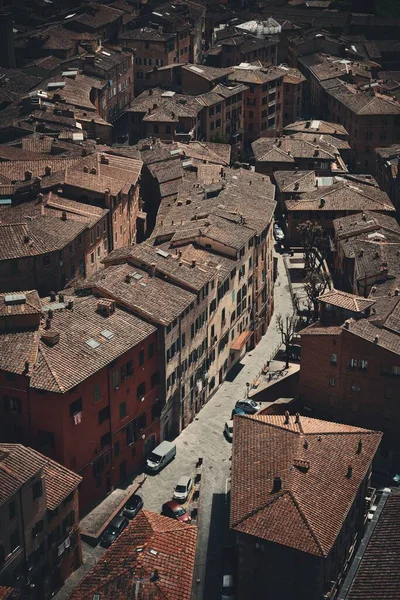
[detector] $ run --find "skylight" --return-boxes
[100,329,114,340]
[86,338,100,349]
[156,249,169,258]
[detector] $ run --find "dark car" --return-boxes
[162,500,191,524]
[100,515,129,548]
[235,399,261,415]
[122,494,143,519]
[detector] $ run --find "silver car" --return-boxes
[235,399,262,414]
[224,420,233,442]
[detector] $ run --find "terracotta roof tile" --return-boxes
[0,443,81,509]
[231,414,381,557]
[30,296,156,393]
[69,510,197,600]
[344,491,400,600]
[318,289,376,313]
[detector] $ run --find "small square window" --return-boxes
[120,402,127,419]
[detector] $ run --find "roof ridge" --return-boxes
[36,345,64,392]
[231,490,287,529]
[288,490,325,557]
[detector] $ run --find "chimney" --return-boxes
[319,198,325,208]
[359,249,363,257]
[125,274,132,283]
[149,88,153,96]
[374,334,379,343]
[295,412,300,423]
[45,165,52,176]
[67,300,74,310]
[40,205,46,217]
[150,263,156,276]
[272,476,282,493]
[294,182,299,190]
[23,235,30,244]
[58,293,64,303]
[284,410,289,424]
[45,318,51,330]
[24,360,30,374]
[100,154,109,165]
[83,166,89,173]
[41,329,60,346]
[90,168,97,175]
[191,259,196,268]
[48,308,53,320]
[362,212,367,221]
[25,170,32,181]
[61,211,67,221]
[344,319,350,329]
[314,149,319,157]
[346,464,353,478]
[357,439,362,454]
[303,439,309,449]
[104,188,111,205]
[49,291,56,302]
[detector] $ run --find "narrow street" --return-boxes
[140,251,293,600]
[55,251,293,600]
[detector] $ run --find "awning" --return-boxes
[231,330,252,352]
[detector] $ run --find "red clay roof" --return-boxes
[69,510,197,600]
[230,414,381,557]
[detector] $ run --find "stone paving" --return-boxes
[54,250,293,600]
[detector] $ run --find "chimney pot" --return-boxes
[295,412,300,423]
[45,165,52,176]
[49,291,56,302]
[284,410,290,424]
[192,259,196,268]
[150,263,156,276]
[58,293,64,303]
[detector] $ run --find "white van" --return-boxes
[146,441,176,473]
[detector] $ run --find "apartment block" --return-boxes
[231,412,381,600]
[0,291,160,515]
[0,193,109,295]
[282,67,306,126]
[0,443,81,598]
[299,289,400,471]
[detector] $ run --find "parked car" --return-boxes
[222,547,236,600]
[231,407,246,419]
[146,441,176,473]
[173,476,193,503]
[100,515,129,548]
[162,500,191,523]
[274,223,285,242]
[122,494,143,519]
[235,399,261,414]
[224,420,234,442]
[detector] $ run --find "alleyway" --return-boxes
[55,251,293,600]
[140,250,293,600]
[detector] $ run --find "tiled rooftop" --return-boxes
[0,290,41,318]
[322,79,400,116]
[334,211,400,241]
[0,443,81,509]
[69,510,197,600]
[284,119,348,138]
[252,135,340,163]
[342,491,400,600]
[231,413,381,557]
[103,242,216,292]
[82,263,196,326]
[29,295,156,393]
[318,289,376,313]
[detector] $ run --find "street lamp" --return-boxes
[246,382,250,398]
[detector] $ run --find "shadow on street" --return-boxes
[202,492,233,600]
[225,362,245,382]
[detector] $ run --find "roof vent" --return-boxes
[272,476,282,493]
[346,464,353,478]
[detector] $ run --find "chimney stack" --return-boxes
[357,439,362,454]
[295,412,300,423]
[45,165,52,176]
[150,263,156,276]
[25,170,32,181]
[191,259,196,268]
[284,410,289,424]
[346,464,353,478]
[50,291,56,302]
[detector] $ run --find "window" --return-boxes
[136,72,144,79]
[114,441,120,456]
[329,376,335,387]
[99,406,110,424]
[135,57,142,65]
[9,501,16,521]
[90,252,95,264]
[391,365,400,376]
[155,58,163,66]
[151,371,159,388]
[32,480,43,501]
[120,402,127,419]
[3,396,21,415]
[10,530,20,553]
[359,359,368,371]
[330,353,337,366]
[32,520,44,539]
[137,382,146,399]
[216,119,221,128]
[0,544,5,565]
[69,398,82,417]
[112,370,120,389]
[93,385,101,403]
[139,349,145,366]
[351,382,361,392]
[144,58,152,66]
[348,358,358,368]
[100,432,111,449]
